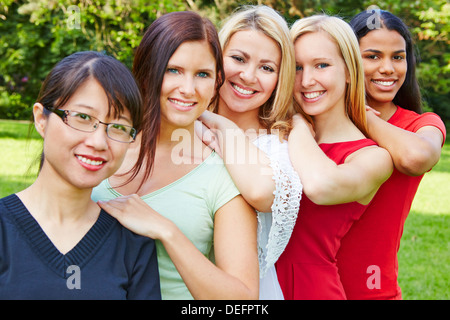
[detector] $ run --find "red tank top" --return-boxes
[276,138,377,300]
[336,107,446,299]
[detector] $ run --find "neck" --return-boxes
[367,98,398,121]
[312,105,364,144]
[158,119,206,160]
[158,120,196,147]
[18,171,95,224]
[217,99,264,134]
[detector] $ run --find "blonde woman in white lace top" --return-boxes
[198,5,302,299]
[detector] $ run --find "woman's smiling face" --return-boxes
[159,40,217,130]
[38,78,132,190]
[358,28,407,108]
[293,31,349,117]
[219,29,281,115]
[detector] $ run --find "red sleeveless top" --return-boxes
[336,107,446,299]
[276,138,377,300]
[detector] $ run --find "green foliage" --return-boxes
[0,0,185,119]
[0,0,449,122]
[413,2,450,119]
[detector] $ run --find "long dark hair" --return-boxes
[36,51,143,170]
[130,11,224,190]
[350,10,422,113]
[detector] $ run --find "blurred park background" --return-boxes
[0,0,449,299]
[0,0,448,122]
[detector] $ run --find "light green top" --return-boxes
[91,151,240,299]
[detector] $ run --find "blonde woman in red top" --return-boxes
[275,15,393,300]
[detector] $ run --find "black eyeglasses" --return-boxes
[45,106,137,143]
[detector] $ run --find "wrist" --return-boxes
[366,111,383,140]
[156,218,178,243]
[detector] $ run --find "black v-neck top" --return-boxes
[0,194,161,300]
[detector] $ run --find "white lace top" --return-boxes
[252,134,302,277]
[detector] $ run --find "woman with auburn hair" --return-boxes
[197,5,301,299]
[275,15,393,299]
[92,11,259,300]
[336,10,446,300]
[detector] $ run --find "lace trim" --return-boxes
[254,135,302,277]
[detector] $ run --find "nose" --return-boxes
[179,75,196,97]
[239,65,257,84]
[301,67,316,88]
[84,125,109,151]
[379,57,394,75]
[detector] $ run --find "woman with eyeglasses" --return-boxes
[0,51,161,299]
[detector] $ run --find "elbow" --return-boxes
[246,290,260,300]
[302,182,335,205]
[241,274,260,300]
[396,149,440,176]
[236,286,259,300]
[245,190,274,213]
[227,290,259,301]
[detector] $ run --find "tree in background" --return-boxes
[0,0,185,119]
[0,0,448,123]
[412,1,449,120]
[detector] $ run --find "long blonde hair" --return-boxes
[212,5,296,136]
[290,15,368,136]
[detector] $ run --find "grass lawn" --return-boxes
[0,119,449,299]
[397,143,450,299]
[0,120,41,196]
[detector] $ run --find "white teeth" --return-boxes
[77,155,103,166]
[169,98,195,107]
[372,80,395,86]
[303,91,325,99]
[232,84,255,95]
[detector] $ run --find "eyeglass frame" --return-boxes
[43,105,137,143]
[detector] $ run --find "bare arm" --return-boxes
[288,114,393,205]
[197,111,275,212]
[366,110,444,176]
[175,195,259,299]
[98,194,259,299]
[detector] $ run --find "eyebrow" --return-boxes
[261,59,279,66]
[363,49,406,54]
[167,63,215,75]
[72,103,94,110]
[312,57,333,62]
[72,103,132,123]
[229,49,279,66]
[229,49,250,60]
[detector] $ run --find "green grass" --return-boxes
[397,143,450,299]
[0,119,449,299]
[0,120,41,196]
